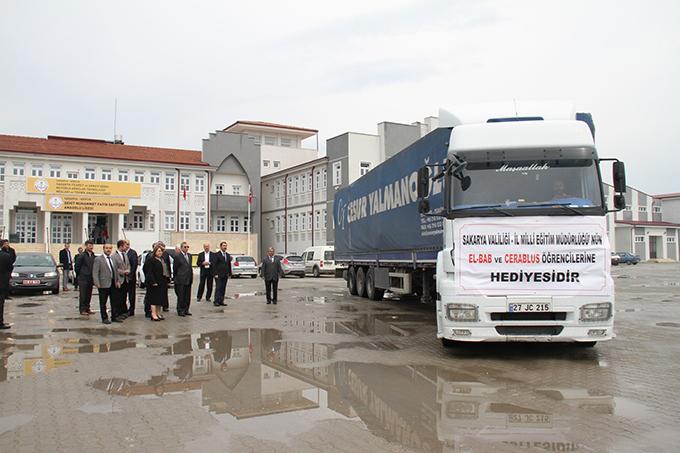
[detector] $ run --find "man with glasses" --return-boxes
[172,242,194,316]
[212,241,232,307]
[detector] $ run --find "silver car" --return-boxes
[10,253,60,295]
[278,255,305,278]
[231,255,258,278]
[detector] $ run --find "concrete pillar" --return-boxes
[82,212,89,243]
[43,210,51,252]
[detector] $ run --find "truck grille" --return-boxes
[491,312,567,321]
[495,326,564,336]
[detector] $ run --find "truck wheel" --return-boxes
[356,267,367,298]
[575,341,597,348]
[313,266,321,278]
[441,338,457,348]
[348,267,358,295]
[366,268,384,301]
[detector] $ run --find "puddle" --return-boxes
[226,291,265,299]
[656,322,680,328]
[16,303,41,308]
[0,414,34,435]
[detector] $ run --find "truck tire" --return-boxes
[575,341,597,348]
[366,268,384,301]
[348,267,358,295]
[356,267,367,298]
[313,266,321,278]
[441,338,457,348]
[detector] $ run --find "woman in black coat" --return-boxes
[144,245,168,321]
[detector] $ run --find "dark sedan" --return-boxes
[10,253,60,294]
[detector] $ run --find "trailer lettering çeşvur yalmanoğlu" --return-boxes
[333,105,626,347]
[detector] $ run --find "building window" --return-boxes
[149,214,155,231]
[12,162,25,176]
[332,162,341,186]
[66,171,78,179]
[195,175,205,193]
[180,174,190,192]
[264,136,276,146]
[280,137,292,147]
[308,211,313,230]
[322,209,327,228]
[216,216,227,232]
[315,211,321,230]
[164,212,176,231]
[134,171,145,183]
[101,169,112,181]
[215,184,224,195]
[668,236,676,243]
[14,210,37,243]
[243,217,249,233]
[84,168,95,180]
[315,171,321,189]
[275,181,281,198]
[273,161,280,168]
[194,213,206,231]
[301,174,306,192]
[293,176,299,194]
[638,206,647,212]
[634,236,645,243]
[232,185,241,195]
[165,173,176,191]
[51,213,72,243]
[150,172,160,184]
[301,213,306,231]
[625,205,631,211]
[132,212,144,230]
[323,168,327,187]
[0,163,4,182]
[263,160,270,167]
[230,216,240,232]
[360,161,371,176]
[31,165,43,177]
[653,206,662,213]
[118,170,129,182]
[251,135,261,145]
[49,166,61,178]
[275,216,280,233]
[288,214,294,232]
[179,212,190,231]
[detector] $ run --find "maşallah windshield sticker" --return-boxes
[496,163,550,172]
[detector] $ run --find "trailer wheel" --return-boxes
[348,267,358,295]
[356,267,367,298]
[366,268,384,301]
[313,266,321,278]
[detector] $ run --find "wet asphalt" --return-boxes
[0,263,679,452]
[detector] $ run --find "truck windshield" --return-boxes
[450,158,603,216]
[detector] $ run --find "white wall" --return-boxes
[347,133,380,184]
[260,145,318,176]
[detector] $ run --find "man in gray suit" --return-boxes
[260,247,283,304]
[111,239,132,320]
[93,243,120,324]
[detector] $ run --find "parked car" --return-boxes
[277,255,305,278]
[10,252,60,294]
[301,246,346,277]
[617,252,641,265]
[611,252,620,266]
[137,250,174,288]
[232,255,258,278]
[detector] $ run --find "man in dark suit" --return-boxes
[111,239,131,320]
[125,240,138,316]
[212,241,231,307]
[0,240,16,300]
[93,243,120,324]
[196,242,213,303]
[74,240,96,316]
[0,248,12,329]
[260,246,283,304]
[172,242,193,316]
[58,242,74,291]
[73,246,83,289]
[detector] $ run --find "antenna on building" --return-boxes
[113,97,124,144]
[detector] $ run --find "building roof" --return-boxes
[654,192,680,200]
[223,121,318,138]
[616,220,680,228]
[0,134,208,167]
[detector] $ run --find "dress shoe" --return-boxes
[63,288,70,292]
[178,313,186,317]
[197,298,202,302]
[87,310,95,315]
[118,314,128,320]
[184,312,192,316]
[0,324,11,329]
[80,311,90,316]
[145,313,151,319]
[127,312,134,317]
[266,301,271,304]
[213,302,220,307]
[151,317,161,322]
[219,302,226,306]
[163,308,169,312]
[273,301,277,304]
[206,298,211,302]
[112,318,124,323]
[102,319,111,325]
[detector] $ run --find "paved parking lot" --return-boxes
[0,263,679,452]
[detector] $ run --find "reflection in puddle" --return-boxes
[226,291,265,299]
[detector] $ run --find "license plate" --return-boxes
[507,413,552,427]
[23,279,41,285]
[508,303,551,312]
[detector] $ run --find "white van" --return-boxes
[301,245,345,277]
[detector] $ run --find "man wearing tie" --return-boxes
[196,242,213,303]
[111,240,131,321]
[58,242,74,292]
[212,241,232,307]
[260,247,283,304]
[125,240,138,316]
[172,242,193,316]
[75,241,96,316]
[93,243,120,324]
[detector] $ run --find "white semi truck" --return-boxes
[334,106,626,347]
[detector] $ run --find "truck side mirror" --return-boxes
[614,194,626,210]
[417,166,430,199]
[613,161,626,193]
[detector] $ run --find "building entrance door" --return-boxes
[649,236,660,259]
[15,210,37,243]
[88,215,110,244]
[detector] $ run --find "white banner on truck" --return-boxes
[454,216,611,296]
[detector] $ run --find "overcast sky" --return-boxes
[1,0,678,193]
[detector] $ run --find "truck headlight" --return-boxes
[446,304,478,322]
[580,303,612,322]
[11,272,19,278]
[44,271,58,278]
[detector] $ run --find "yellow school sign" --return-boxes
[44,195,130,213]
[27,177,142,197]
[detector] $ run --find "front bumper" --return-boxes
[10,277,59,292]
[232,268,258,277]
